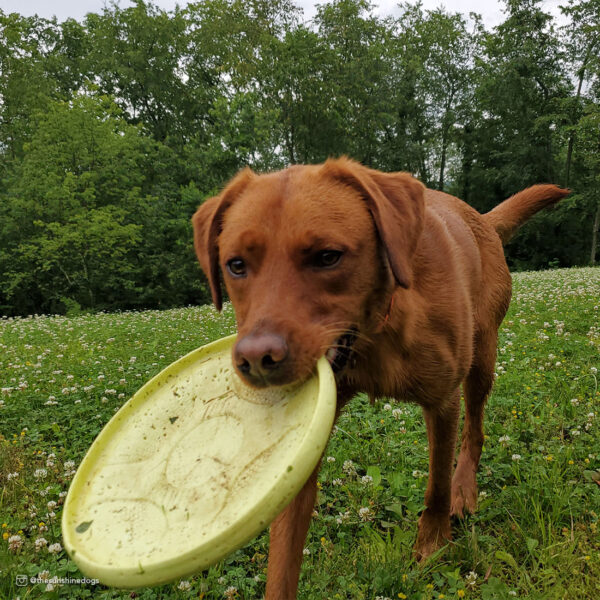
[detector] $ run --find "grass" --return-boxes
[1,266,599,600]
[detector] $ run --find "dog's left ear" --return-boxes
[322,158,425,288]
[191,168,255,310]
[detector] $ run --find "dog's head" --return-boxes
[192,158,424,388]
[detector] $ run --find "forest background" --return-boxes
[1,0,599,317]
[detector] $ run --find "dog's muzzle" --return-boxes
[325,329,358,374]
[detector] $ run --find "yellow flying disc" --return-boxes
[62,334,336,588]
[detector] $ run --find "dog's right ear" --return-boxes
[191,168,255,311]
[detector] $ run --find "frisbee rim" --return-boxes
[61,334,336,588]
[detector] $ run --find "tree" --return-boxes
[469,0,568,207]
[390,4,482,190]
[1,95,151,313]
[313,0,395,166]
[559,0,600,187]
[85,1,208,148]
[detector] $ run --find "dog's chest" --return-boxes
[343,337,465,405]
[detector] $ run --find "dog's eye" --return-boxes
[226,258,247,277]
[314,250,343,269]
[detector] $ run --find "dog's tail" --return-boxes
[483,185,570,245]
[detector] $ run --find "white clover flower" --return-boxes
[342,460,356,476]
[34,468,47,479]
[358,507,372,521]
[326,456,336,463]
[591,367,598,375]
[499,435,510,444]
[571,398,580,406]
[47,501,57,511]
[8,535,23,552]
[512,454,521,461]
[465,571,478,587]
[35,537,48,552]
[48,542,62,554]
[361,475,373,485]
[7,472,19,481]
[383,403,392,411]
[303,547,311,555]
[45,583,56,592]
[392,408,403,419]
[336,510,351,524]
[332,478,343,486]
[178,580,191,591]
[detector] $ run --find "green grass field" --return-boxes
[1,267,599,599]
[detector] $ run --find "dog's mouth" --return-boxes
[325,328,358,374]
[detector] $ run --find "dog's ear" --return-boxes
[321,157,425,288]
[191,167,255,310]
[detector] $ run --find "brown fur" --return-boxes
[192,158,569,599]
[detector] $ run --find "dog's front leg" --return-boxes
[265,463,320,600]
[415,390,460,560]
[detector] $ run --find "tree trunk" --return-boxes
[461,122,473,204]
[591,200,600,266]
[438,124,449,191]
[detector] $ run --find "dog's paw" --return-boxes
[414,511,451,561]
[450,477,478,518]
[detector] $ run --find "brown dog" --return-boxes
[192,158,568,599]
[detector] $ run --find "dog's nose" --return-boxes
[234,333,289,385]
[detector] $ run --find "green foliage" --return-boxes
[1,0,600,316]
